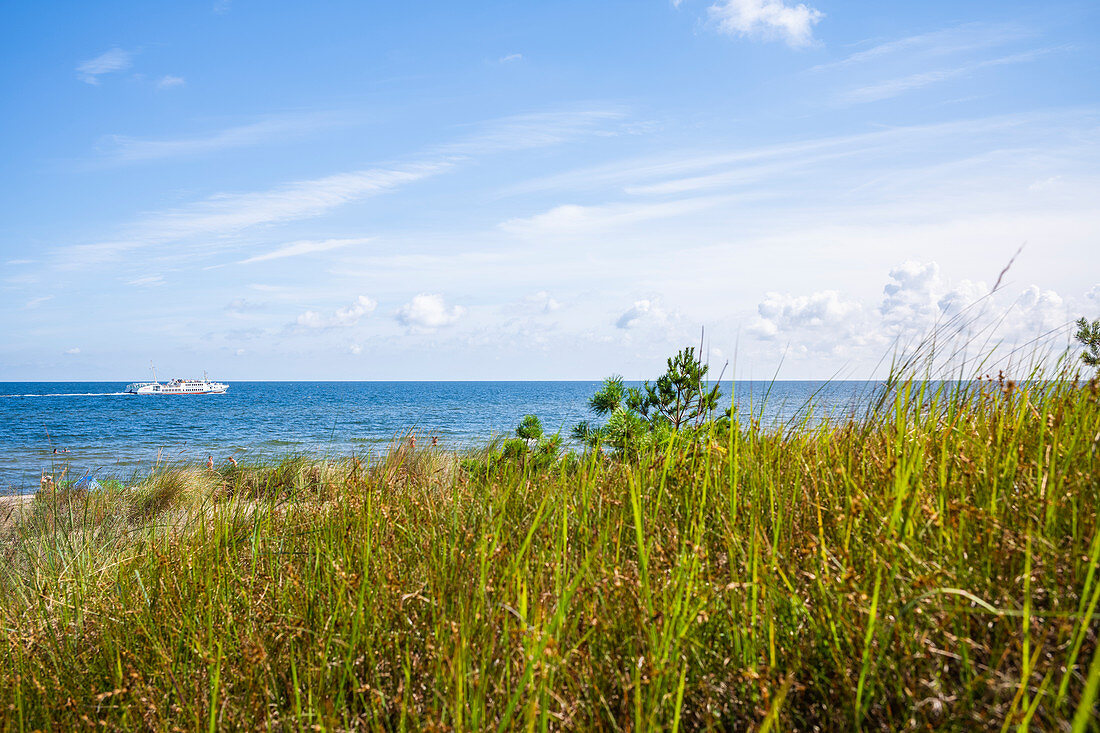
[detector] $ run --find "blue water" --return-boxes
[0,381,878,493]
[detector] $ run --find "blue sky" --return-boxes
[2,0,1098,380]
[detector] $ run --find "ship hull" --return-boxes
[125,380,228,395]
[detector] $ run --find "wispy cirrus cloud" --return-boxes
[839,48,1061,105]
[61,162,448,267]
[436,108,628,157]
[127,274,164,287]
[506,111,1091,203]
[60,107,625,269]
[239,237,372,264]
[500,196,725,236]
[156,75,185,89]
[809,22,1032,73]
[92,112,353,164]
[76,48,133,84]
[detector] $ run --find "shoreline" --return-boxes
[0,492,31,527]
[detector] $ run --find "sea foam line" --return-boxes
[2,392,130,398]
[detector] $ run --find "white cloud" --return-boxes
[23,295,53,309]
[63,163,446,267]
[297,295,377,329]
[172,166,431,233]
[235,348,245,356]
[499,53,523,63]
[500,196,723,236]
[1012,285,1066,336]
[395,294,465,331]
[879,260,943,336]
[751,290,861,339]
[616,299,670,329]
[65,347,81,355]
[224,299,267,319]
[525,290,562,313]
[349,344,363,355]
[93,112,351,164]
[745,260,1078,367]
[504,112,1086,200]
[708,0,823,47]
[1086,285,1100,304]
[62,108,623,268]
[128,274,164,287]
[839,48,1056,105]
[239,237,371,264]
[937,279,989,318]
[76,48,133,84]
[1028,176,1064,192]
[809,23,1030,73]
[439,108,627,157]
[156,75,186,89]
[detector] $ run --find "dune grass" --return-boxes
[1,371,1099,730]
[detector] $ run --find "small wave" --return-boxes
[1,392,130,398]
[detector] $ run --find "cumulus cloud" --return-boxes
[748,260,1077,366]
[525,290,562,313]
[395,294,466,331]
[879,260,943,336]
[1086,284,1100,303]
[751,289,861,339]
[937,279,989,319]
[616,299,670,329]
[1012,285,1065,336]
[76,48,133,84]
[708,0,823,47]
[65,347,81,355]
[225,298,267,320]
[297,295,377,329]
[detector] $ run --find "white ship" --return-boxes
[125,366,228,395]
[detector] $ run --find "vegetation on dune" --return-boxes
[1077,316,1100,371]
[571,346,725,458]
[2,342,1100,729]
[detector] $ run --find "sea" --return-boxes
[0,381,880,494]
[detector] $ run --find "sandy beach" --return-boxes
[0,493,31,528]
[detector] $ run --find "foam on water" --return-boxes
[3,392,130,398]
